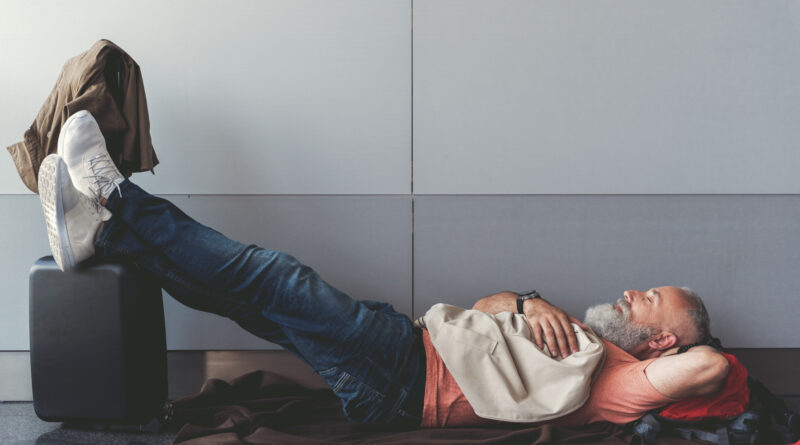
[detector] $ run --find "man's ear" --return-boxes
[647,332,677,351]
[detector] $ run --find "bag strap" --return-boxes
[632,413,661,445]
[632,408,761,445]
[677,336,724,354]
[747,377,800,442]
[673,426,731,445]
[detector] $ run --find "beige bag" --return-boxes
[419,303,606,422]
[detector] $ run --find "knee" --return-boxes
[270,251,306,275]
[240,246,303,273]
[253,250,312,295]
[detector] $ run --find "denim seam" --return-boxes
[332,369,350,393]
[328,368,388,402]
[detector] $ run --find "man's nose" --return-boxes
[623,290,637,303]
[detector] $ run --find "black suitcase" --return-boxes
[29,256,168,426]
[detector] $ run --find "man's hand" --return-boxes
[523,298,587,358]
[472,291,587,359]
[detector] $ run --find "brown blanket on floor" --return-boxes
[168,370,697,445]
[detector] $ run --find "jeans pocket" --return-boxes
[318,367,386,424]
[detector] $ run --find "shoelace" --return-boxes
[83,154,123,199]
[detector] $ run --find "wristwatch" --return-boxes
[516,290,542,314]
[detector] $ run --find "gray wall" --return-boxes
[413,1,800,194]
[413,195,800,347]
[1,0,799,368]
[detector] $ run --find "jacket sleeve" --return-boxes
[6,139,39,193]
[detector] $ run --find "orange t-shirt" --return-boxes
[420,329,679,428]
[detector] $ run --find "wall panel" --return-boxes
[414,195,800,347]
[414,0,800,194]
[0,195,412,351]
[0,0,411,194]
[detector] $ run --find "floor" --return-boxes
[0,350,327,445]
[1,349,797,444]
[5,399,800,445]
[0,401,178,444]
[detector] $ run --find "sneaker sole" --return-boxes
[39,157,75,271]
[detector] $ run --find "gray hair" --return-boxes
[680,287,712,344]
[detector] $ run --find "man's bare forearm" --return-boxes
[472,291,520,313]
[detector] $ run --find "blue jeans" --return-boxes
[93,180,426,425]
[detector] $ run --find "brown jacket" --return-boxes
[6,39,158,193]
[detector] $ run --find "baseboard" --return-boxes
[0,350,325,402]
[1,349,797,402]
[725,348,800,396]
[165,350,327,400]
[0,351,31,401]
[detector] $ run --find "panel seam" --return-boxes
[410,0,415,318]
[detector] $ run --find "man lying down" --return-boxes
[37,110,729,428]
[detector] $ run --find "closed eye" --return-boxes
[650,289,661,304]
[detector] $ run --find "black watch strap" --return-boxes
[516,290,542,314]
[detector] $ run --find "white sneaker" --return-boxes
[57,110,125,201]
[38,154,111,272]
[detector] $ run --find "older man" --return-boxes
[423,286,727,427]
[36,110,728,428]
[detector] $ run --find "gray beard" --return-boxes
[583,298,659,353]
